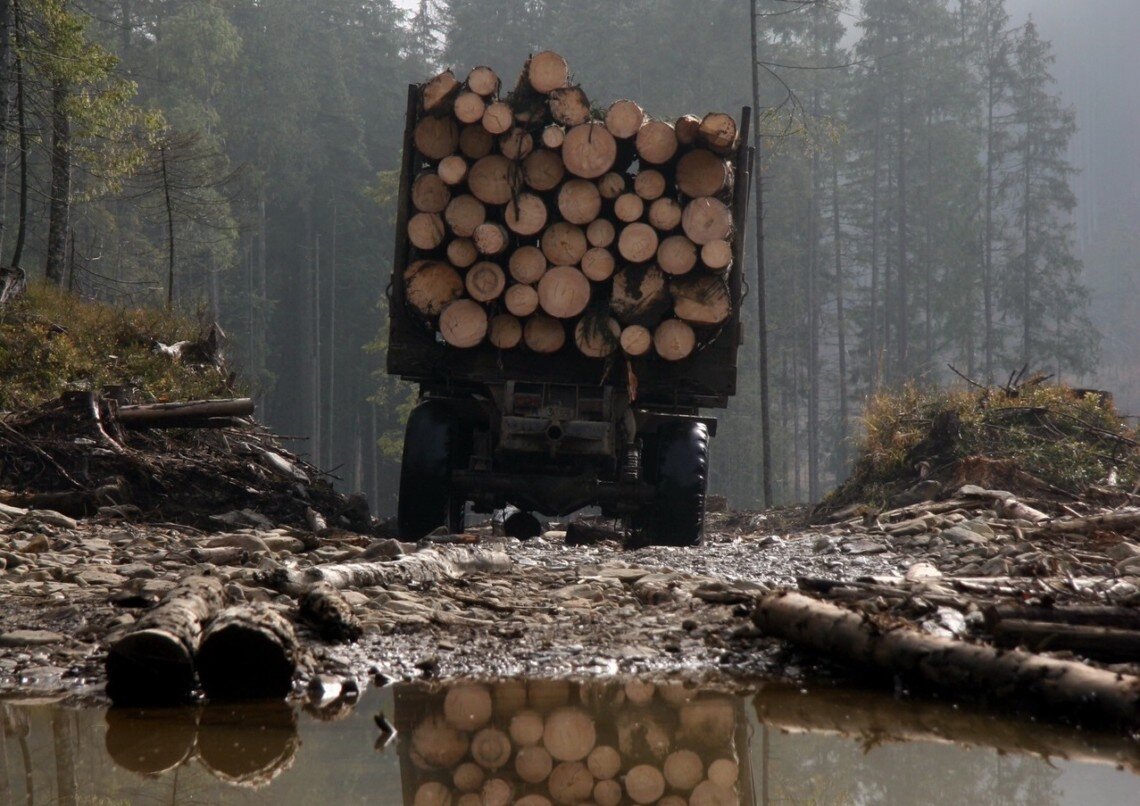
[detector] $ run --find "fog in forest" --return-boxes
[3,0,1136,513]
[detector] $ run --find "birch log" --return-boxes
[196,604,298,700]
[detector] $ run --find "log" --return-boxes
[468,155,514,205]
[446,237,478,268]
[444,194,486,238]
[523,149,566,191]
[299,581,363,642]
[541,124,566,149]
[672,274,733,325]
[596,171,626,200]
[753,591,1140,728]
[605,99,645,139]
[635,120,678,165]
[657,235,698,276]
[574,315,621,358]
[408,212,446,250]
[689,780,736,806]
[681,197,733,245]
[654,319,696,362]
[610,265,669,324]
[614,193,645,223]
[414,782,452,806]
[674,114,701,145]
[516,745,554,783]
[593,779,622,806]
[466,65,500,97]
[510,709,545,746]
[438,154,469,186]
[985,604,1140,630]
[453,90,486,124]
[538,266,591,319]
[549,85,591,127]
[991,620,1140,663]
[116,398,255,424]
[421,69,460,114]
[459,124,494,159]
[445,683,493,730]
[580,247,615,282]
[544,706,596,761]
[414,115,460,160]
[471,727,512,770]
[404,260,464,317]
[563,122,617,179]
[648,197,683,232]
[701,239,733,272]
[633,169,666,200]
[413,713,470,768]
[473,222,510,256]
[663,749,703,791]
[619,325,652,357]
[548,761,594,804]
[676,149,732,198]
[625,764,665,804]
[698,112,738,154]
[586,745,621,780]
[482,100,515,135]
[440,299,489,347]
[105,575,225,705]
[509,245,547,283]
[268,547,512,595]
[586,218,616,248]
[527,50,570,93]
[558,179,603,225]
[494,680,528,718]
[707,758,738,788]
[482,778,513,806]
[624,679,655,705]
[412,171,451,213]
[617,222,658,263]
[464,261,507,300]
[541,222,588,265]
[196,603,298,700]
[524,315,566,353]
[454,762,486,792]
[1034,509,1140,536]
[489,313,523,349]
[500,127,535,160]
[678,698,735,746]
[504,284,539,317]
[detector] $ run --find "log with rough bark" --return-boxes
[574,314,621,358]
[414,115,460,160]
[438,154,469,186]
[538,266,592,319]
[542,222,589,265]
[990,620,1140,663]
[985,604,1140,630]
[580,247,615,282]
[299,582,363,642]
[526,50,570,93]
[614,193,645,223]
[421,69,460,114]
[558,179,603,225]
[473,222,510,256]
[524,315,566,354]
[586,218,616,248]
[404,260,464,317]
[500,126,535,160]
[606,99,645,139]
[674,114,701,145]
[523,148,565,191]
[268,547,513,596]
[466,65,500,96]
[116,398,255,425]
[701,239,733,272]
[657,235,698,276]
[446,237,478,268]
[444,194,486,238]
[468,155,514,204]
[407,211,446,250]
[681,197,733,244]
[460,124,494,159]
[620,324,652,357]
[698,112,738,154]
[563,122,618,179]
[648,197,683,232]
[482,100,515,135]
[633,169,666,200]
[672,274,733,325]
[617,222,659,264]
[489,313,524,349]
[653,319,696,362]
[635,120,678,165]
[754,591,1140,728]
[453,90,486,124]
[412,171,451,213]
[505,192,548,236]
[509,246,547,284]
[549,85,591,126]
[196,603,298,700]
[105,575,226,705]
[676,149,732,198]
[611,265,669,325]
[1033,509,1140,536]
[464,261,507,301]
[440,299,489,347]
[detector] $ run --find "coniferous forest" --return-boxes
[0,0,1110,512]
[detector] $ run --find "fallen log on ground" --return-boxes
[105,575,226,705]
[299,582,364,642]
[266,546,513,596]
[196,604,299,700]
[1032,508,1140,536]
[115,398,255,426]
[753,591,1140,728]
[989,619,1140,663]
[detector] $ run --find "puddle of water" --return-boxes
[0,680,1136,805]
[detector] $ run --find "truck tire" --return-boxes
[397,400,466,540]
[644,421,709,546]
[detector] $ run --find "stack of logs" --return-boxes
[400,679,744,806]
[404,51,740,363]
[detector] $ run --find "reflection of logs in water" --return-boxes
[394,679,749,805]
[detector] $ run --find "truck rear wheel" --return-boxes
[641,421,709,546]
[397,400,466,540]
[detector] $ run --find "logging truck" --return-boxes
[388,53,752,546]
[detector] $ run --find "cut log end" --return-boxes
[440,299,489,348]
[524,315,566,354]
[605,99,645,139]
[620,324,652,357]
[617,222,659,264]
[466,65,501,97]
[509,245,548,284]
[465,261,507,301]
[538,266,592,319]
[527,50,570,94]
[563,123,618,179]
[574,315,621,358]
[489,314,523,349]
[635,120,678,165]
[654,319,696,362]
[558,179,603,225]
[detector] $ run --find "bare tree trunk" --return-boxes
[869,101,882,390]
[895,82,909,375]
[1022,123,1032,367]
[807,121,820,503]
[0,0,11,253]
[749,0,773,507]
[161,143,175,309]
[831,156,849,475]
[327,206,337,471]
[10,0,27,271]
[983,67,997,383]
[923,107,934,371]
[311,232,322,468]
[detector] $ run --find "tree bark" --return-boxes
[672,274,732,326]
[299,582,363,641]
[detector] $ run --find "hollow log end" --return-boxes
[105,628,196,706]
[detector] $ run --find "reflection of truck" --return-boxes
[387,82,753,546]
